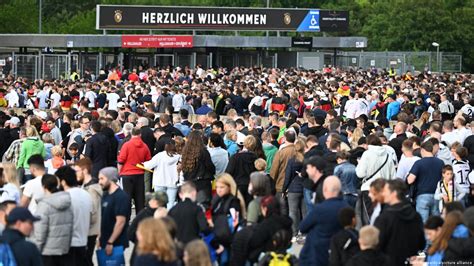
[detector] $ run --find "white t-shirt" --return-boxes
[22,175,44,214]
[50,92,61,108]
[396,155,420,180]
[85,91,97,108]
[68,187,92,247]
[5,91,19,108]
[106,93,120,111]
[344,99,358,119]
[455,127,472,145]
[441,131,462,147]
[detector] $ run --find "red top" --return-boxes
[117,136,151,176]
[128,73,139,82]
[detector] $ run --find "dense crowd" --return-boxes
[0,66,473,266]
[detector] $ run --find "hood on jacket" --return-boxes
[385,201,418,221]
[236,151,258,163]
[263,143,277,151]
[367,145,389,156]
[452,224,470,239]
[87,182,103,198]
[129,136,146,148]
[26,137,44,148]
[41,191,71,211]
[445,237,474,260]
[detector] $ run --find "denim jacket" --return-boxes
[334,161,359,195]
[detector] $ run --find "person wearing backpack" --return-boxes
[0,207,42,266]
[328,207,360,266]
[257,229,298,266]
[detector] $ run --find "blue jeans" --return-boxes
[154,186,178,210]
[303,188,315,214]
[416,194,439,223]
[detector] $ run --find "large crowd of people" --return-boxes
[0,65,473,266]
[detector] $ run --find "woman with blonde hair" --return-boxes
[0,163,21,204]
[134,217,177,266]
[17,126,45,179]
[282,137,307,236]
[183,240,212,266]
[44,145,66,174]
[210,173,246,264]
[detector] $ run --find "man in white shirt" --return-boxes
[19,155,46,214]
[5,86,19,108]
[343,92,358,119]
[172,89,185,112]
[56,165,93,265]
[36,86,50,109]
[439,94,455,119]
[454,116,472,145]
[106,87,120,111]
[441,120,461,147]
[396,139,420,180]
[50,87,61,108]
[84,86,97,109]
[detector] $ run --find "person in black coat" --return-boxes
[0,208,43,266]
[181,131,216,208]
[345,225,394,266]
[138,117,156,155]
[248,195,292,263]
[374,179,425,266]
[329,207,360,266]
[168,182,211,245]
[83,121,110,179]
[225,137,258,205]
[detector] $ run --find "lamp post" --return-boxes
[39,0,42,34]
[432,42,440,72]
[266,0,270,37]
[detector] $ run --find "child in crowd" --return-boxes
[451,143,471,199]
[258,230,298,266]
[434,165,466,213]
[329,207,360,266]
[67,142,80,164]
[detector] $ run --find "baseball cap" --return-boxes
[117,102,126,109]
[6,117,20,126]
[185,95,193,102]
[6,207,40,223]
[34,110,48,120]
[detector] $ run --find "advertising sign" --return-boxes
[97,5,349,32]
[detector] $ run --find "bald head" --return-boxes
[323,175,341,199]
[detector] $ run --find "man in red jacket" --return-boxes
[117,127,151,214]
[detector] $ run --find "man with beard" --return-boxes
[74,158,103,266]
[98,167,131,259]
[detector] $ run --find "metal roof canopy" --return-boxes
[0,34,367,49]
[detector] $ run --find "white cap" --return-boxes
[9,117,20,126]
[117,102,126,109]
[34,110,47,120]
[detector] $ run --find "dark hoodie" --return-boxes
[304,125,328,139]
[249,214,293,262]
[225,151,258,187]
[374,201,425,266]
[84,132,111,179]
[0,228,43,266]
[345,249,395,266]
[443,236,474,264]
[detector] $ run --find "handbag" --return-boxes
[96,246,125,266]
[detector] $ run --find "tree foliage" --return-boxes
[0,0,472,71]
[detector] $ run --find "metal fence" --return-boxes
[332,51,462,73]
